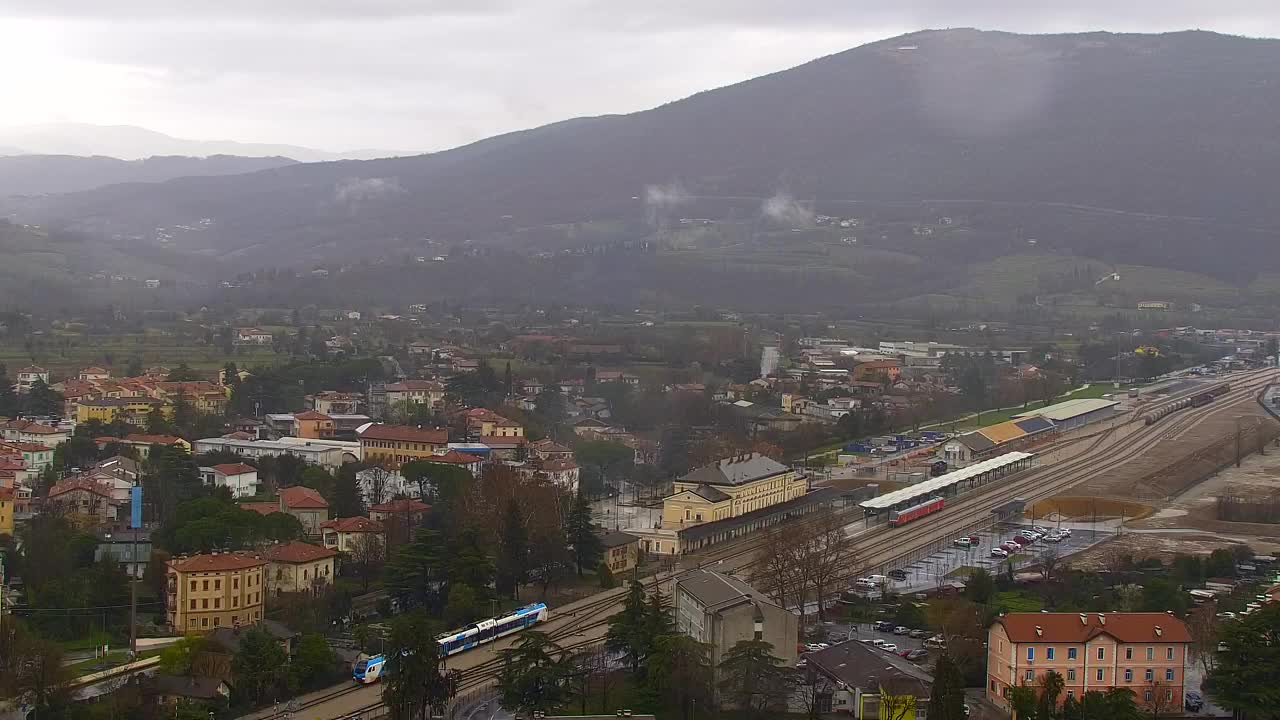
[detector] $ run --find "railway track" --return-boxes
[260,371,1276,719]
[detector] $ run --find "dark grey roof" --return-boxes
[599,530,639,548]
[206,620,296,653]
[676,569,783,615]
[149,674,230,699]
[680,453,789,487]
[956,431,995,452]
[807,640,932,696]
[691,484,731,502]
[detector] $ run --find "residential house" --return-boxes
[464,408,524,438]
[528,439,574,461]
[117,433,191,458]
[368,498,431,526]
[661,453,807,528]
[595,371,640,386]
[146,675,232,708]
[292,410,336,439]
[95,528,152,578]
[805,641,933,717]
[0,486,13,537]
[0,441,53,471]
[48,477,118,524]
[540,458,580,492]
[263,541,338,596]
[986,612,1192,713]
[601,530,640,576]
[853,359,902,383]
[307,391,363,416]
[193,437,354,468]
[76,397,165,426]
[572,418,611,437]
[358,423,449,469]
[673,570,799,688]
[279,486,330,536]
[422,449,484,477]
[478,435,525,461]
[321,516,386,553]
[15,365,48,393]
[407,340,434,355]
[198,463,261,499]
[1,419,69,447]
[235,328,274,345]
[384,380,445,410]
[165,551,266,633]
[78,366,111,381]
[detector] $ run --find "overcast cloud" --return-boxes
[2,1,1279,153]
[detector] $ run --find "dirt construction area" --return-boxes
[1040,389,1280,562]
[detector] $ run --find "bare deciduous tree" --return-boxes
[1186,602,1220,675]
[348,532,385,593]
[362,463,394,507]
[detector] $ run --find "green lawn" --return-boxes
[995,590,1044,613]
[0,335,284,377]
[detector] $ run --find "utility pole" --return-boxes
[1236,417,1243,468]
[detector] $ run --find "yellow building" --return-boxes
[662,453,806,528]
[166,551,266,633]
[0,487,14,537]
[76,398,167,426]
[263,541,338,597]
[357,424,449,469]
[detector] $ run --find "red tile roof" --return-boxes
[358,424,448,444]
[994,612,1191,644]
[123,434,185,445]
[542,458,579,472]
[169,551,267,573]
[280,485,329,510]
[211,463,257,476]
[48,477,114,499]
[0,441,51,452]
[292,410,332,421]
[384,380,444,392]
[4,420,60,435]
[239,501,280,516]
[428,450,483,465]
[263,541,338,564]
[478,435,525,447]
[321,516,384,533]
[369,498,431,514]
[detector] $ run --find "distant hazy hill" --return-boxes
[10,29,1280,284]
[0,154,298,197]
[0,122,415,162]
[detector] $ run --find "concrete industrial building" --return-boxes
[674,570,799,692]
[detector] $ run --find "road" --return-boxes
[245,368,1276,720]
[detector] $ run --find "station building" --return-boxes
[943,416,1055,465]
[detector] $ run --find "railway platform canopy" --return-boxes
[858,451,1036,515]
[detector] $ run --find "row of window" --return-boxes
[1021,668,1175,683]
[363,440,440,451]
[1028,646,1175,662]
[187,573,259,593]
[185,609,262,629]
[188,591,261,610]
[995,682,1174,705]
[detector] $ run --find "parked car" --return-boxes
[1001,541,1021,552]
[1011,536,1032,547]
[893,626,909,635]
[875,621,896,632]
[1058,527,1072,537]
[1185,691,1204,712]
[880,643,898,652]
[872,639,887,648]
[953,538,973,548]
[991,547,1009,558]
[906,649,930,662]
[1032,526,1051,535]
[967,535,982,544]
[924,635,946,649]
[909,629,928,639]
[829,632,849,643]
[888,569,908,581]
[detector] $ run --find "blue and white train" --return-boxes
[352,603,550,684]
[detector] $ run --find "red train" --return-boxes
[888,497,945,527]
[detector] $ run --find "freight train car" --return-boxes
[1143,382,1231,425]
[887,496,945,527]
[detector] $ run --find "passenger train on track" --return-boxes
[353,602,550,683]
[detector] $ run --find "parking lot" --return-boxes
[874,523,1110,594]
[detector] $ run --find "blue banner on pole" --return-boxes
[130,486,143,529]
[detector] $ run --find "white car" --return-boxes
[872,639,888,648]
[880,643,898,652]
[953,538,973,548]
[991,547,1009,558]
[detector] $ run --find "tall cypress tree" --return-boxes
[496,498,529,599]
[565,490,603,576]
[928,653,968,720]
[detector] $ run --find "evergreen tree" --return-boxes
[644,634,713,720]
[565,489,603,576]
[23,379,62,417]
[928,654,968,720]
[1209,603,1280,718]
[231,627,288,704]
[497,632,571,714]
[606,580,650,673]
[383,612,460,720]
[496,498,529,599]
[384,528,448,610]
[0,366,17,417]
[330,464,367,517]
[717,639,796,718]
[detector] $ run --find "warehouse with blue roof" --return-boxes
[943,415,1056,465]
[1011,397,1120,431]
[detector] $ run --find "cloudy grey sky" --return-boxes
[2,1,1278,152]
